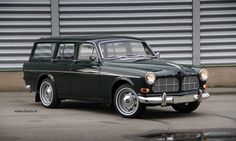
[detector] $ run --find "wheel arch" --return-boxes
[110,77,134,105]
[36,73,55,92]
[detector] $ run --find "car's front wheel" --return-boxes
[39,78,59,108]
[172,101,200,113]
[114,84,146,118]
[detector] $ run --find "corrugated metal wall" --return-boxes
[0,0,235,69]
[0,0,51,69]
[200,0,236,65]
[60,0,193,65]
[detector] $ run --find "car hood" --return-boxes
[104,58,199,76]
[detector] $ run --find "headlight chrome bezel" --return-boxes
[145,72,156,85]
[199,69,209,81]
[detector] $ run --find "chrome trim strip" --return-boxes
[24,70,78,73]
[100,72,140,78]
[166,62,182,70]
[24,70,100,76]
[24,70,140,78]
[138,91,210,105]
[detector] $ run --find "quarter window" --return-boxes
[33,43,56,58]
[57,43,75,60]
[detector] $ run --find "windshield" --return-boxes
[99,40,154,59]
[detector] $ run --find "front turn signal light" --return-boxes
[140,88,150,94]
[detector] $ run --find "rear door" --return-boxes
[53,43,76,97]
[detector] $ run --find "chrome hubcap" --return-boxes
[40,81,53,106]
[116,88,139,116]
[123,93,135,109]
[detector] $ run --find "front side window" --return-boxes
[100,41,154,59]
[78,43,98,61]
[33,43,56,58]
[57,43,75,60]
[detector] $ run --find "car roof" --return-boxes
[36,35,144,43]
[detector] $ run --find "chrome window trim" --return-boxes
[74,41,102,62]
[97,39,155,59]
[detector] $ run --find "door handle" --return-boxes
[51,59,58,62]
[73,60,80,63]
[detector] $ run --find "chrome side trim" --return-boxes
[24,69,97,74]
[166,62,182,70]
[100,72,140,78]
[24,70,140,78]
[138,91,210,105]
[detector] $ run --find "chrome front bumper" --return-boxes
[138,90,210,106]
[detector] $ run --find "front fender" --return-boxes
[113,77,134,86]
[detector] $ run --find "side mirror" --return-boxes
[154,51,160,58]
[89,55,96,62]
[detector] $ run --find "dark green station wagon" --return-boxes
[23,36,210,117]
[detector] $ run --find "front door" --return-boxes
[70,43,102,102]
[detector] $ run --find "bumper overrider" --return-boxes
[138,89,210,106]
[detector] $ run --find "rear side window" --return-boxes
[33,43,56,59]
[57,43,75,60]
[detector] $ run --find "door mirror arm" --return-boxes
[153,51,160,58]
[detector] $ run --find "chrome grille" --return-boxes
[152,78,179,93]
[182,76,199,91]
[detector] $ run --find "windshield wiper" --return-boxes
[107,55,127,60]
[106,55,152,60]
[126,54,151,58]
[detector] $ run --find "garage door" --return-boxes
[200,0,236,65]
[0,0,51,69]
[59,0,193,65]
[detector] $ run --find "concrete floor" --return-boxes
[0,92,236,141]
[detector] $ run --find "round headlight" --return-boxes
[145,72,156,85]
[200,69,209,81]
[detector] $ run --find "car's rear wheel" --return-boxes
[172,101,200,113]
[39,78,59,108]
[114,84,146,118]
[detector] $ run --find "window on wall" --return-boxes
[33,43,56,59]
[57,43,75,60]
[78,43,97,61]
